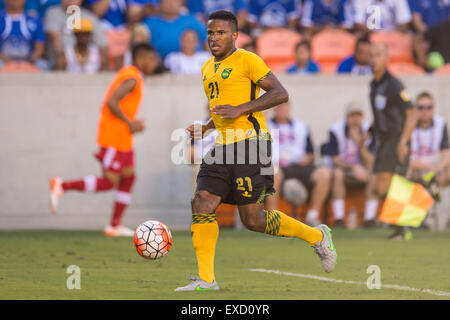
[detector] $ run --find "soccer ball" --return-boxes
[133,220,173,260]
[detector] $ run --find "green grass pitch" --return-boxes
[0,228,449,300]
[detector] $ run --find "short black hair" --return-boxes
[132,43,155,61]
[208,10,238,32]
[355,36,370,49]
[295,40,311,52]
[416,91,434,101]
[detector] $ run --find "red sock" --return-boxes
[111,175,135,227]
[62,176,114,192]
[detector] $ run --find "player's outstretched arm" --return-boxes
[212,72,289,119]
[106,78,144,134]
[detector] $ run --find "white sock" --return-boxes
[364,199,379,221]
[306,209,319,221]
[332,199,345,220]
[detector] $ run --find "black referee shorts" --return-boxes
[373,135,409,176]
[196,138,275,206]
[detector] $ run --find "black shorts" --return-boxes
[373,135,409,176]
[196,138,275,206]
[281,164,316,190]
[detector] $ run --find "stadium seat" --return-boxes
[434,63,450,75]
[256,28,302,73]
[106,29,131,58]
[235,32,252,49]
[370,31,414,64]
[0,61,41,73]
[311,29,356,75]
[389,62,425,75]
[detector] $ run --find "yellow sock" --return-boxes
[191,213,219,283]
[265,210,323,246]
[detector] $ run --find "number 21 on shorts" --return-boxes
[236,177,252,198]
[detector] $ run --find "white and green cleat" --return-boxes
[313,224,337,273]
[175,276,220,292]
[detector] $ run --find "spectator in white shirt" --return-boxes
[408,91,450,188]
[353,0,412,35]
[44,0,108,70]
[164,29,211,74]
[64,17,101,73]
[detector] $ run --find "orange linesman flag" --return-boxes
[380,175,434,227]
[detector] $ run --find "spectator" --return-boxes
[0,0,48,70]
[123,22,167,74]
[408,91,450,188]
[44,0,108,70]
[247,0,300,30]
[286,41,320,74]
[64,17,101,73]
[85,0,131,31]
[266,102,332,226]
[353,0,412,35]
[409,0,450,33]
[26,0,62,19]
[337,37,372,75]
[143,0,207,59]
[127,0,159,25]
[164,29,210,74]
[123,22,150,66]
[424,19,450,68]
[300,0,353,38]
[186,0,249,31]
[327,101,378,228]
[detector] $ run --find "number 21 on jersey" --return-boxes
[209,81,219,100]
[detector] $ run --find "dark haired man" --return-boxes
[49,43,158,237]
[337,37,372,75]
[177,10,337,292]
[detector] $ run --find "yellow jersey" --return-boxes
[201,49,272,145]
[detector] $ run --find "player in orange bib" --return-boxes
[49,43,158,237]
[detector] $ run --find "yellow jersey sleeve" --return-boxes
[244,51,272,84]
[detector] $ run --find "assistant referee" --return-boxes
[368,44,419,239]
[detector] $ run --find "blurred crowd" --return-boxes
[0,0,449,74]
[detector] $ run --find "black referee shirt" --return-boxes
[370,71,413,137]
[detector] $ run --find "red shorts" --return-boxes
[94,147,134,173]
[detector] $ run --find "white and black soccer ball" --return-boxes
[133,220,173,260]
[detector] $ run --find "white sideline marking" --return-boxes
[248,268,450,297]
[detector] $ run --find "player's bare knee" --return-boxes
[191,191,218,213]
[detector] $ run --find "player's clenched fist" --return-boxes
[186,124,208,140]
[128,119,145,133]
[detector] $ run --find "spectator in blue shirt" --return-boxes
[127,0,159,25]
[409,0,450,33]
[26,0,61,19]
[143,0,206,59]
[0,0,47,69]
[301,0,353,38]
[186,0,248,31]
[247,0,300,29]
[409,0,450,70]
[286,41,320,74]
[337,37,372,75]
[86,0,130,30]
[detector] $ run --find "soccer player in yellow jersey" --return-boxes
[175,11,337,292]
